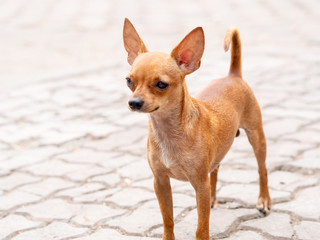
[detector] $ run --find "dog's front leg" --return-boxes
[154,174,175,240]
[191,176,211,240]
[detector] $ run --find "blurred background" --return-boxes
[1,0,319,92]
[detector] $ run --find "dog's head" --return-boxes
[123,18,204,113]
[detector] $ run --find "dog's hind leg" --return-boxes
[244,122,271,214]
[210,166,219,208]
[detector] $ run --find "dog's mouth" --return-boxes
[149,106,159,113]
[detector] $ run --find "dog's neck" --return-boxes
[149,82,198,144]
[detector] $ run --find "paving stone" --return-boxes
[90,172,122,187]
[264,156,294,170]
[3,102,53,119]
[84,128,147,152]
[0,172,40,191]
[99,153,139,170]
[223,151,262,165]
[0,124,40,145]
[82,138,120,152]
[227,154,293,171]
[51,88,84,106]
[218,168,259,184]
[22,159,93,177]
[56,182,106,198]
[263,107,320,121]
[108,200,184,234]
[132,178,199,199]
[268,171,317,192]
[274,186,320,220]
[106,187,156,207]
[16,199,79,220]
[73,188,121,203]
[171,178,196,194]
[77,228,161,240]
[0,141,9,150]
[229,134,253,153]
[70,204,127,226]
[13,221,88,240]
[152,207,259,239]
[0,98,32,112]
[240,212,293,239]
[256,92,288,110]
[267,140,316,158]
[114,111,149,127]
[171,193,196,209]
[0,190,40,210]
[67,165,112,182]
[224,230,267,240]
[113,135,148,156]
[294,221,320,240]
[118,160,153,181]
[286,158,320,172]
[58,148,120,166]
[305,121,320,132]
[218,183,291,206]
[18,177,75,196]
[53,120,120,138]
[117,144,146,157]
[39,129,86,145]
[0,150,11,162]
[280,97,320,112]
[100,107,130,122]
[51,106,86,120]
[284,130,320,144]
[0,146,64,171]
[26,111,58,124]
[131,178,155,191]
[263,118,306,139]
[0,214,41,239]
[286,147,320,171]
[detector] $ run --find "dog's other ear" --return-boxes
[123,18,148,65]
[171,27,205,75]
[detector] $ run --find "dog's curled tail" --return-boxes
[224,27,242,77]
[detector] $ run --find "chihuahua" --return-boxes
[123,18,271,240]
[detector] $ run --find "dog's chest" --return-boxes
[152,125,178,166]
[150,118,189,179]
[156,136,189,180]
[159,142,177,168]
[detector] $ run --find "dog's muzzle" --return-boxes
[128,98,144,111]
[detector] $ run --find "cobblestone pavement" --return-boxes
[0,0,320,239]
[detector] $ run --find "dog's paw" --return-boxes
[256,196,271,215]
[162,232,175,240]
[210,197,216,208]
[162,236,175,240]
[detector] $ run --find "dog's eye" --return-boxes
[156,81,169,90]
[126,77,134,87]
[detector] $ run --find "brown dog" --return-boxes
[123,18,271,240]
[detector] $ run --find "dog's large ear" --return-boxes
[123,18,148,65]
[171,27,205,75]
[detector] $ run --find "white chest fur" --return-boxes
[155,134,175,168]
[160,144,174,168]
[150,114,185,169]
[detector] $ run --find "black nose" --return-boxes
[128,98,144,110]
